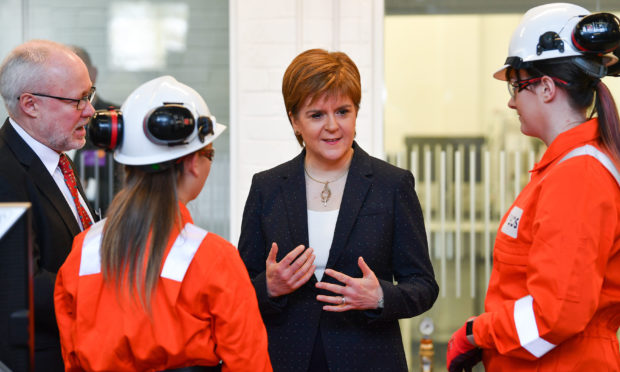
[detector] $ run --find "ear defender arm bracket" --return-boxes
[197,116,214,143]
[537,31,565,55]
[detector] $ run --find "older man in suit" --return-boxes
[0,39,97,372]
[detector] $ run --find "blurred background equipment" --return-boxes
[419,317,435,372]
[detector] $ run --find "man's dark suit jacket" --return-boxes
[239,142,439,372]
[0,119,95,371]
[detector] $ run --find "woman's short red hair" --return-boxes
[282,49,361,146]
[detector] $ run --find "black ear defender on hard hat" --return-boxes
[572,12,620,78]
[529,12,620,77]
[572,13,620,55]
[535,13,620,57]
[144,103,214,146]
[144,103,196,146]
[89,109,123,150]
[89,103,215,150]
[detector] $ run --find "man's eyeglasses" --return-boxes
[19,86,96,110]
[198,147,215,161]
[507,77,568,98]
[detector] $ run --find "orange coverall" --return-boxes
[473,119,620,371]
[54,203,272,372]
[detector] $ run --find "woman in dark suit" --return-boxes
[238,48,438,372]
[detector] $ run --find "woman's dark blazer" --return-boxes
[238,142,439,372]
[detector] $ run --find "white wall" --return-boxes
[229,0,385,242]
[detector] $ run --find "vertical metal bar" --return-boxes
[424,148,432,257]
[440,151,446,298]
[514,151,521,199]
[93,151,100,212]
[396,151,404,169]
[454,150,461,298]
[79,151,86,185]
[446,145,454,246]
[469,148,476,298]
[410,147,418,182]
[499,151,506,217]
[528,150,536,181]
[484,150,491,285]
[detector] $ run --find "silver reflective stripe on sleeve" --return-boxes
[79,219,105,276]
[559,145,620,187]
[160,223,207,282]
[514,295,556,358]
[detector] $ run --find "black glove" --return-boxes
[448,347,482,372]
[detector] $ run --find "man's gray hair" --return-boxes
[0,39,73,116]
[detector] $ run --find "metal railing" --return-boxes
[389,143,542,299]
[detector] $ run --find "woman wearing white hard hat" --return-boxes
[53,76,272,372]
[447,3,620,372]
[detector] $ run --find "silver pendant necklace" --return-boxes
[304,166,348,207]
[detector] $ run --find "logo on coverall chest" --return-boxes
[501,206,523,239]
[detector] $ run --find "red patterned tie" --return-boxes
[58,153,93,229]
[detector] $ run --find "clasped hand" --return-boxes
[265,244,383,312]
[315,257,383,312]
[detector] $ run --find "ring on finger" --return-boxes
[341,296,346,305]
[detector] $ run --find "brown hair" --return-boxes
[100,163,183,311]
[282,48,361,146]
[526,57,620,164]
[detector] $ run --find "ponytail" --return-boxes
[101,164,183,311]
[594,81,620,164]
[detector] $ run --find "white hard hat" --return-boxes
[494,3,620,80]
[114,76,226,166]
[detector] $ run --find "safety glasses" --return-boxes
[507,76,568,98]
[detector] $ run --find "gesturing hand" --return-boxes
[315,257,384,312]
[266,242,316,298]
